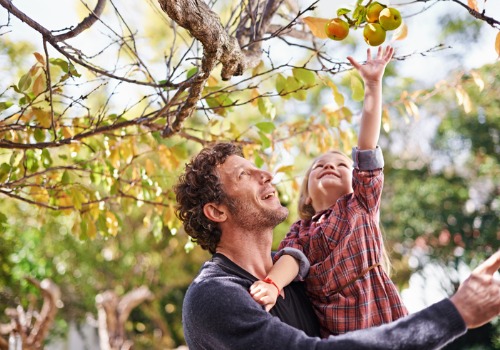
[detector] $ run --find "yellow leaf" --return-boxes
[495,32,500,59]
[470,71,484,92]
[32,74,46,95]
[62,127,73,139]
[29,186,49,204]
[382,106,391,133]
[326,80,345,107]
[392,22,408,41]
[33,52,45,65]
[145,158,156,176]
[456,86,472,113]
[105,211,119,236]
[58,193,73,214]
[251,88,260,106]
[403,101,420,120]
[303,17,330,39]
[207,75,219,87]
[274,165,294,174]
[467,0,478,11]
[32,108,52,128]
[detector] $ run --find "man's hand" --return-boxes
[250,280,280,312]
[450,250,500,328]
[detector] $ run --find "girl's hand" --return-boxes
[249,280,279,312]
[347,46,394,84]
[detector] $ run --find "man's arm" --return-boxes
[184,275,466,350]
[183,251,500,350]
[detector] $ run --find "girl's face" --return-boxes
[306,152,353,212]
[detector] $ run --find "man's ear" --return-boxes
[203,203,227,223]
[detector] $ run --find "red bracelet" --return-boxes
[263,277,281,294]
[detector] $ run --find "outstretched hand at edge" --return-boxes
[450,249,500,329]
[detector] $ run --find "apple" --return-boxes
[379,7,402,31]
[324,18,349,41]
[365,2,385,23]
[363,23,386,46]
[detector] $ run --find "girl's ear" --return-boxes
[203,203,227,223]
[305,196,312,206]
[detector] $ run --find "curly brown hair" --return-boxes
[174,143,243,254]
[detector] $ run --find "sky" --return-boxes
[1,0,499,314]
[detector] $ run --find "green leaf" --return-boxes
[293,90,307,101]
[353,5,367,27]
[0,211,7,234]
[0,163,11,182]
[0,101,13,112]
[337,8,351,17]
[25,150,39,172]
[70,189,86,210]
[350,74,364,102]
[258,131,271,149]
[61,170,71,185]
[257,98,276,120]
[18,73,32,92]
[68,62,81,78]
[49,58,70,73]
[255,122,276,134]
[41,149,52,167]
[34,128,45,142]
[254,153,264,168]
[292,68,316,85]
[186,67,198,79]
[275,74,287,94]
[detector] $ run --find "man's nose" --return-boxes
[258,169,273,183]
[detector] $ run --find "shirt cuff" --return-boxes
[352,146,384,170]
[274,248,310,281]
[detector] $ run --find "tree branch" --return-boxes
[53,0,107,41]
[157,0,263,137]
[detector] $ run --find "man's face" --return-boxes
[217,155,288,231]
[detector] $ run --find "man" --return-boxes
[174,142,500,349]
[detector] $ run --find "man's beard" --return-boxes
[226,197,288,231]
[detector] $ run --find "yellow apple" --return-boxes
[324,18,349,41]
[379,7,402,31]
[366,2,385,23]
[363,23,386,46]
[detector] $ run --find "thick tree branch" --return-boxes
[157,0,263,137]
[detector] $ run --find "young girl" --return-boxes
[250,46,408,337]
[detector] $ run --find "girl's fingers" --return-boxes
[347,56,361,70]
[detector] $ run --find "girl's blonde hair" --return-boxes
[296,150,392,275]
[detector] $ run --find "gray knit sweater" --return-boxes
[182,254,467,350]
